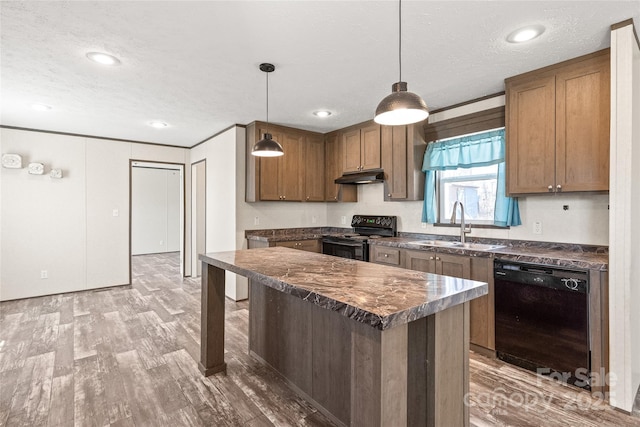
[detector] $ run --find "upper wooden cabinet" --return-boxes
[381,123,426,201]
[505,49,610,195]
[342,121,381,172]
[246,121,323,202]
[259,129,304,201]
[304,134,326,202]
[325,131,357,203]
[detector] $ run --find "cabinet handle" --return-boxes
[282,196,286,200]
[557,184,562,191]
[429,256,434,260]
[548,185,553,192]
[387,194,391,197]
[334,197,337,201]
[384,253,389,257]
[435,257,440,261]
[306,196,309,201]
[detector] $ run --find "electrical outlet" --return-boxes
[312,215,317,224]
[160,240,164,245]
[40,270,48,279]
[421,222,427,229]
[341,216,346,225]
[254,216,260,226]
[533,221,543,235]
[112,209,119,217]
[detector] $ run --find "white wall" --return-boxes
[609,22,640,413]
[131,167,180,255]
[190,127,245,300]
[327,96,610,246]
[0,128,188,301]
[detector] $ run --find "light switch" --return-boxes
[113,209,119,217]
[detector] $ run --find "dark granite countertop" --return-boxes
[370,236,608,271]
[245,228,608,271]
[245,227,347,242]
[200,247,488,330]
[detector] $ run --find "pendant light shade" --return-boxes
[252,132,283,157]
[374,82,429,125]
[252,63,284,157]
[374,0,428,126]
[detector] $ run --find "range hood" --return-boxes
[335,168,385,185]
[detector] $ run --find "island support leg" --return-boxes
[199,263,227,376]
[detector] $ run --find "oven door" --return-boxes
[322,239,367,261]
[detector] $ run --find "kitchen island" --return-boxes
[199,247,488,427]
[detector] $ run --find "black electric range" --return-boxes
[321,215,397,262]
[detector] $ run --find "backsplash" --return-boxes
[326,183,609,246]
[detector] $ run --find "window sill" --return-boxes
[433,223,509,230]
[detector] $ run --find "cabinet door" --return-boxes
[555,53,610,192]
[360,123,381,170]
[436,253,471,279]
[280,133,304,201]
[343,129,362,172]
[305,134,325,201]
[297,239,320,253]
[325,132,340,201]
[381,125,408,200]
[259,129,284,201]
[325,133,357,203]
[506,74,556,194]
[469,257,494,350]
[404,249,436,273]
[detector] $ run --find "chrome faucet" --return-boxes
[450,201,472,243]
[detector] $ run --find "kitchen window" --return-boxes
[437,164,498,225]
[422,128,521,227]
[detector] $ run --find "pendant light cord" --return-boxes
[398,0,402,82]
[266,71,270,132]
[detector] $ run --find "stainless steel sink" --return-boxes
[408,240,505,251]
[448,242,506,251]
[408,240,458,247]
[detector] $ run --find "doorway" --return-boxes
[191,159,206,277]
[129,160,185,282]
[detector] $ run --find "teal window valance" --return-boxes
[421,129,521,227]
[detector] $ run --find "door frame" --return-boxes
[191,159,206,277]
[129,159,186,284]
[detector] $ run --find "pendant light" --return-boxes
[252,63,284,157]
[374,0,429,126]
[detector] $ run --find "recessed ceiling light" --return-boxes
[506,25,545,43]
[149,121,169,128]
[31,103,52,111]
[313,110,332,118]
[86,52,121,66]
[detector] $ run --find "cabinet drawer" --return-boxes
[371,246,401,266]
[275,239,320,253]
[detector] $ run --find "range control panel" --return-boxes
[351,215,397,231]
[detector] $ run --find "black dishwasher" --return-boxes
[494,259,590,389]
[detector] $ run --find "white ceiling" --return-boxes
[1,1,638,148]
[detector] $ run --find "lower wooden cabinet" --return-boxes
[372,246,494,351]
[370,245,402,266]
[246,238,321,253]
[275,239,321,253]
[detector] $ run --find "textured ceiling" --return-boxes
[1,1,638,147]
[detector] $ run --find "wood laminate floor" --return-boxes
[1,252,639,427]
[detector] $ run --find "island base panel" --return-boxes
[249,282,470,427]
[200,263,227,376]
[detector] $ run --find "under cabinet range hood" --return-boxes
[334,169,385,185]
